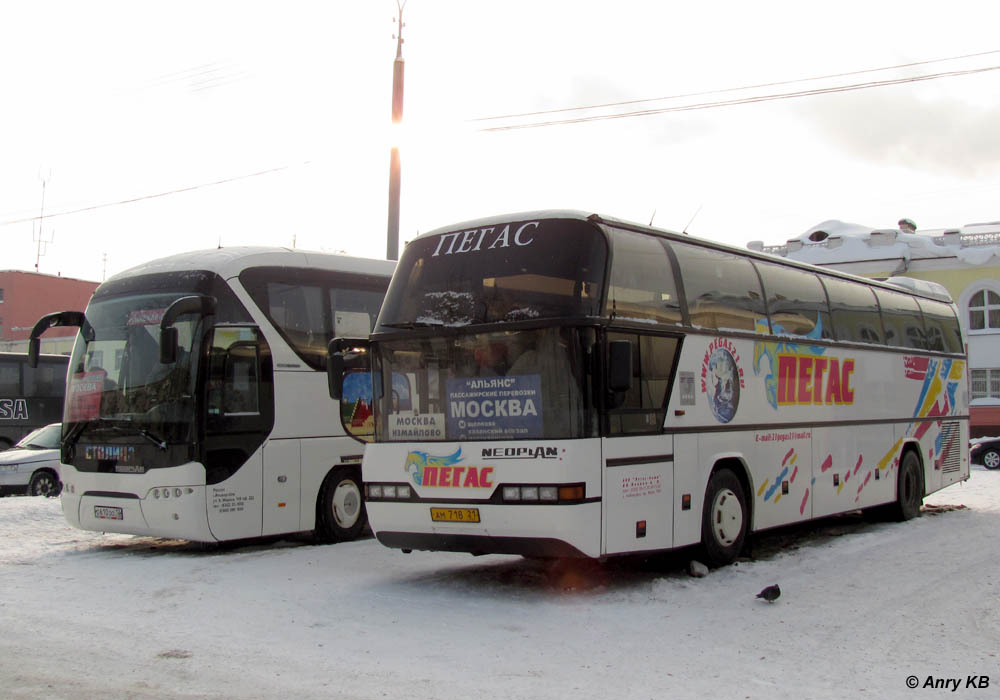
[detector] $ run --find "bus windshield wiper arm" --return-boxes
[135,427,167,451]
[68,418,168,451]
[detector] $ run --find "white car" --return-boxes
[0,423,63,497]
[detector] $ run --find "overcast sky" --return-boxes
[3,1,999,282]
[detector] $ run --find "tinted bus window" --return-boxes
[822,277,883,344]
[25,359,67,397]
[242,267,389,370]
[919,298,963,353]
[605,231,683,325]
[377,218,606,328]
[606,332,678,435]
[875,288,926,349]
[670,243,766,333]
[754,260,833,340]
[0,361,17,394]
[0,353,69,447]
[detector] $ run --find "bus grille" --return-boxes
[938,421,962,473]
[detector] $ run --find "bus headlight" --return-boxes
[501,483,585,503]
[366,483,413,500]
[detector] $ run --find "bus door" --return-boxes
[204,327,274,541]
[603,435,674,555]
[601,332,678,555]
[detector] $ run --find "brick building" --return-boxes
[0,270,99,354]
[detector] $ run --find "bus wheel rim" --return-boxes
[712,488,743,547]
[331,480,361,528]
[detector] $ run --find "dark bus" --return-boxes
[0,352,69,448]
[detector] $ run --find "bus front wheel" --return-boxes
[316,467,367,543]
[892,451,924,521]
[699,468,748,567]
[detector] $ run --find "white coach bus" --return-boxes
[338,211,968,565]
[29,247,394,543]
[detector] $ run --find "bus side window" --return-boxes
[876,288,924,349]
[207,329,262,417]
[918,298,963,353]
[669,243,766,333]
[0,361,20,394]
[607,332,677,435]
[754,260,832,340]
[822,277,883,344]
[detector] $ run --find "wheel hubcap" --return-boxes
[712,488,743,547]
[985,452,1000,469]
[331,480,361,528]
[33,476,55,496]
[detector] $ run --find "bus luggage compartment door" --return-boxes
[602,435,673,555]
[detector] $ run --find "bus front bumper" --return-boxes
[367,500,602,558]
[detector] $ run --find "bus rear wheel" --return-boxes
[699,468,748,567]
[316,467,367,543]
[892,450,924,521]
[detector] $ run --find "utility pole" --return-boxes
[386,0,406,261]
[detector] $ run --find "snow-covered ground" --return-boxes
[2,468,998,700]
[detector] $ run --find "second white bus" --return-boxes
[31,246,394,543]
[341,211,968,565]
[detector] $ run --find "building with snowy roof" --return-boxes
[749,219,1000,438]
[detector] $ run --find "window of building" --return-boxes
[971,368,1000,400]
[968,289,1000,331]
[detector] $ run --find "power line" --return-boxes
[478,64,1000,132]
[0,162,309,228]
[470,48,1000,124]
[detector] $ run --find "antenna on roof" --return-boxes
[649,209,656,226]
[33,171,55,272]
[682,204,703,235]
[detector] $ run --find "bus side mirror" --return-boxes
[160,327,179,364]
[28,337,40,368]
[608,340,633,393]
[28,310,87,367]
[327,339,345,400]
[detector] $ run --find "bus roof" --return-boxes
[413,210,955,304]
[105,246,396,287]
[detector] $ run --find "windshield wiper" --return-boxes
[134,427,167,451]
[64,418,168,452]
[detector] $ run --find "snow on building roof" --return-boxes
[748,219,1000,267]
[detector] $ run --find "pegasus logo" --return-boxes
[405,448,463,486]
[403,447,495,489]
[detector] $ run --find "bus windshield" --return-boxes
[376,217,607,329]
[65,291,204,445]
[373,326,596,441]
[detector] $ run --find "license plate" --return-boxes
[430,507,480,523]
[94,505,123,520]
